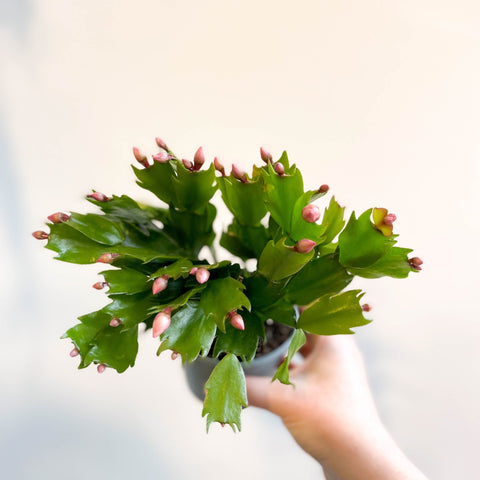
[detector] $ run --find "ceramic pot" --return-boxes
[184,334,293,401]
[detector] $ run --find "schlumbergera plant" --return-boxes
[33,138,423,431]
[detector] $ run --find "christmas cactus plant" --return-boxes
[33,138,422,432]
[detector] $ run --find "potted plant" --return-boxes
[32,138,422,432]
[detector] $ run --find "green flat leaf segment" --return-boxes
[200,277,251,332]
[320,196,346,245]
[220,219,270,260]
[285,254,353,305]
[297,290,370,335]
[157,303,217,362]
[67,213,125,246]
[272,329,306,385]
[151,258,194,280]
[258,238,314,281]
[338,209,396,268]
[101,268,149,295]
[213,310,265,362]
[347,247,414,279]
[202,354,248,432]
[63,323,138,373]
[216,176,267,226]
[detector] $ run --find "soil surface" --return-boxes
[255,321,293,357]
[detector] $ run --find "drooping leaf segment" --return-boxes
[33,140,422,431]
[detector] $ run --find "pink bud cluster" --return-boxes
[294,239,316,253]
[96,253,119,264]
[47,212,70,224]
[301,204,321,223]
[228,311,245,330]
[152,275,169,294]
[152,307,172,338]
[409,257,423,271]
[152,150,171,164]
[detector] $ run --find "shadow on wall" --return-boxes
[0,400,173,480]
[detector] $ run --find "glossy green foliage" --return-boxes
[347,247,414,279]
[36,143,419,431]
[202,354,248,432]
[258,238,314,281]
[217,175,267,226]
[285,254,353,305]
[272,329,306,385]
[298,290,371,334]
[338,209,396,268]
[213,310,265,362]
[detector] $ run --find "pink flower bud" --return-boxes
[152,150,172,163]
[189,267,198,275]
[109,318,121,327]
[362,304,371,312]
[232,164,248,183]
[383,213,397,226]
[229,313,245,330]
[195,268,210,284]
[133,146,149,167]
[155,137,168,150]
[32,230,49,240]
[182,158,194,170]
[152,275,169,294]
[97,364,106,374]
[260,147,273,164]
[92,281,107,290]
[152,309,171,338]
[294,239,316,253]
[70,347,79,357]
[214,157,225,176]
[318,184,329,194]
[301,204,320,223]
[193,146,205,170]
[409,257,423,271]
[274,162,285,176]
[87,192,110,202]
[47,212,70,223]
[96,253,120,264]
[171,351,179,360]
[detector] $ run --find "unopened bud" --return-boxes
[155,137,168,150]
[182,158,194,170]
[96,253,120,264]
[171,351,179,360]
[92,281,107,290]
[362,304,371,312]
[87,192,110,202]
[70,347,79,358]
[383,213,397,226]
[214,157,225,176]
[274,162,285,176]
[32,230,49,240]
[195,268,210,284]
[294,239,316,254]
[133,146,149,167]
[193,146,205,170]
[47,212,70,223]
[232,164,248,183]
[220,423,226,428]
[318,184,329,194]
[152,150,171,163]
[260,147,273,164]
[189,267,198,275]
[152,309,172,338]
[301,204,320,223]
[409,257,423,271]
[109,318,121,327]
[229,313,245,330]
[152,275,169,294]
[97,364,106,374]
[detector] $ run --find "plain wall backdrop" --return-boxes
[1,1,479,479]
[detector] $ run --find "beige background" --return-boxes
[1,1,479,479]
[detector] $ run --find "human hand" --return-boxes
[246,335,428,480]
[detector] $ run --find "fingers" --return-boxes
[245,375,272,409]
